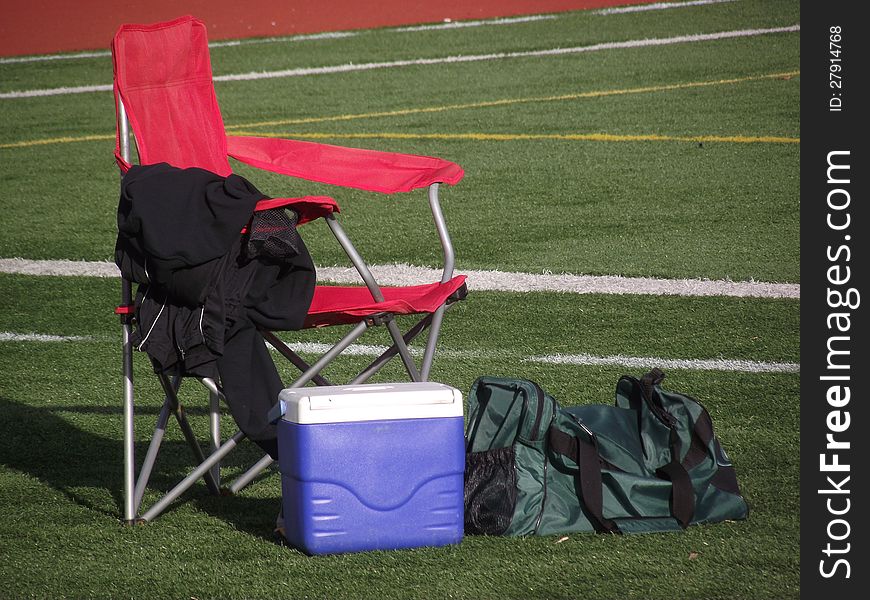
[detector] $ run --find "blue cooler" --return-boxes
[276,382,465,555]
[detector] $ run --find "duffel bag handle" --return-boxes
[640,367,666,405]
[640,371,696,529]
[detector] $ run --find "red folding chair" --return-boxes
[112,15,467,523]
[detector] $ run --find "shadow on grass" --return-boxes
[0,396,282,542]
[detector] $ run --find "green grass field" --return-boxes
[0,1,800,597]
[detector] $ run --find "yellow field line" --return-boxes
[231,131,799,144]
[0,133,114,150]
[0,130,798,150]
[0,70,798,150]
[225,70,799,130]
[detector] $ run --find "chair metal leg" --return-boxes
[260,330,332,386]
[118,106,139,524]
[132,373,258,516]
[420,304,447,381]
[291,320,371,388]
[351,313,434,384]
[385,319,421,381]
[157,373,221,496]
[227,454,275,495]
[133,398,172,513]
[201,377,222,489]
[209,394,221,488]
[139,431,246,522]
[121,312,137,523]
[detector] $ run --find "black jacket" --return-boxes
[115,162,315,448]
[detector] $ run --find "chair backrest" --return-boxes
[112,15,232,176]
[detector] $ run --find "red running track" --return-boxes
[1,0,659,57]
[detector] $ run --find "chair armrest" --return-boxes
[254,196,339,226]
[226,135,464,194]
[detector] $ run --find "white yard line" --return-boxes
[392,15,558,32]
[594,0,736,16]
[275,342,798,373]
[0,83,113,98]
[209,31,360,48]
[0,333,796,374]
[528,353,798,373]
[1,255,798,372]
[0,50,111,64]
[0,25,800,99]
[0,332,91,342]
[0,258,119,278]
[0,32,361,65]
[324,264,801,299]
[0,258,799,299]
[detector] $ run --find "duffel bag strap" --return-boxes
[655,463,694,528]
[547,426,619,534]
[655,428,696,528]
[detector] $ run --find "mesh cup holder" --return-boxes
[464,445,518,536]
[245,208,301,260]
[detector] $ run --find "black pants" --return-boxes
[217,318,282,460]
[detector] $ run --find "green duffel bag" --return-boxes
[463,369,749,536]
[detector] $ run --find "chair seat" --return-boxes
[305,276,467,327]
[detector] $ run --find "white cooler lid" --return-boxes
[277,382,464,424]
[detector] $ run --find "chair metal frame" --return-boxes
[116,96,464,523]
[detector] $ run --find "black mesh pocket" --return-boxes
[245,208,301,260]
[464,446,518,536]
